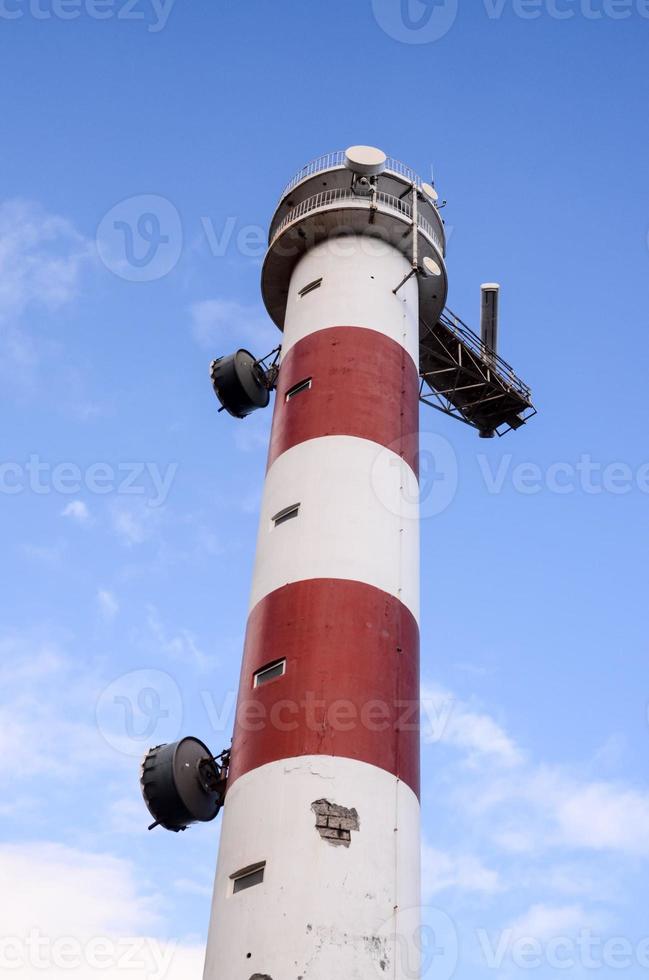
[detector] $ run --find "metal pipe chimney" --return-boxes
[481,282,500,358]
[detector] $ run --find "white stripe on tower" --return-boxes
[204,234,421,979]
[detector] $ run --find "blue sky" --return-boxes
[1,1,649,977]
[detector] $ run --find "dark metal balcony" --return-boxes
[419,310,536,437]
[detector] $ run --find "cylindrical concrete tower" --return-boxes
[204,147,448,980]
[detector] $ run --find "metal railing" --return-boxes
[281,151,346,197]
[428,310,532,401]
[270,186,444,253]
[280,150,426,199]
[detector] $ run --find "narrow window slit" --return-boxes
[272,504,300,527]
[298,277,323,298]
[286,378,312,402]
[231,862,266,894]
[254,659,287,688]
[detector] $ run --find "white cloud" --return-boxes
[0,842,156,936]
[110,503,164,547]
[21,540,68,565]
[506,902,601,942]
[424,681,649,862]
[173,878,213,899]
[529,863,613,900]
[109,796,148,836]
[189,298,277,352]
[0,634,68,685]
[98,589,119,621]
[552,779,649,856]
[0,629,207,978]
[419,671,649,960]
[145,606,214,672]
[61,500,91,525]
[422,842,502,898]
[0,200,91,319]
[112,508,147,545]
[422,684,523,768]
[468,764,649,859]
[0,842,204,978]
[0,695,116,784]
[0,629,127,787]
[0,200,94,400]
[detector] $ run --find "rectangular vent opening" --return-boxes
[298,277,323,298]
[273,504,300,527]
[254,659,287,688]
[286,378,312,402]
[231,862,266,894]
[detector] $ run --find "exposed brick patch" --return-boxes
[311,799,359,847]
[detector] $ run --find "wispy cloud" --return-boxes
[21,539,68,566]
[0,628,127,788]
[422,683,523,767]
[0,199,91,319]
[505,901,606,942]
[0,633,69,685]
[110,502,165,547]
[0,842,204,977]
[420,674,649,944]
[189,298,278,353]
[98,589,119,621]
[422,842,503,898]
[145,605,215,673]
[0,198,94,399]
[62,500,91,525]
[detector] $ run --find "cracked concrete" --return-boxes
[311,799,360,847]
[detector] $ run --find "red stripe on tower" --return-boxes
[267,325,420,476]
[227,577,420,797]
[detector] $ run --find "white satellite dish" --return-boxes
[344,145,387,177]
[421,181,439,203]
[422,256,442,278]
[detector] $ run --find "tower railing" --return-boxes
[269,186,444,253]
[280,150,427,199]
[430,310,532,400]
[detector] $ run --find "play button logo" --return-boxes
[372,0,459,43]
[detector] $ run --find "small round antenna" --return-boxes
[421,182,439,203]
[344,145,387,177]
[140,737,226,832]
[422,256,442,278]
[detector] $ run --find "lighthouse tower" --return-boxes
[141,144,534,977]
[203,147,448,979]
